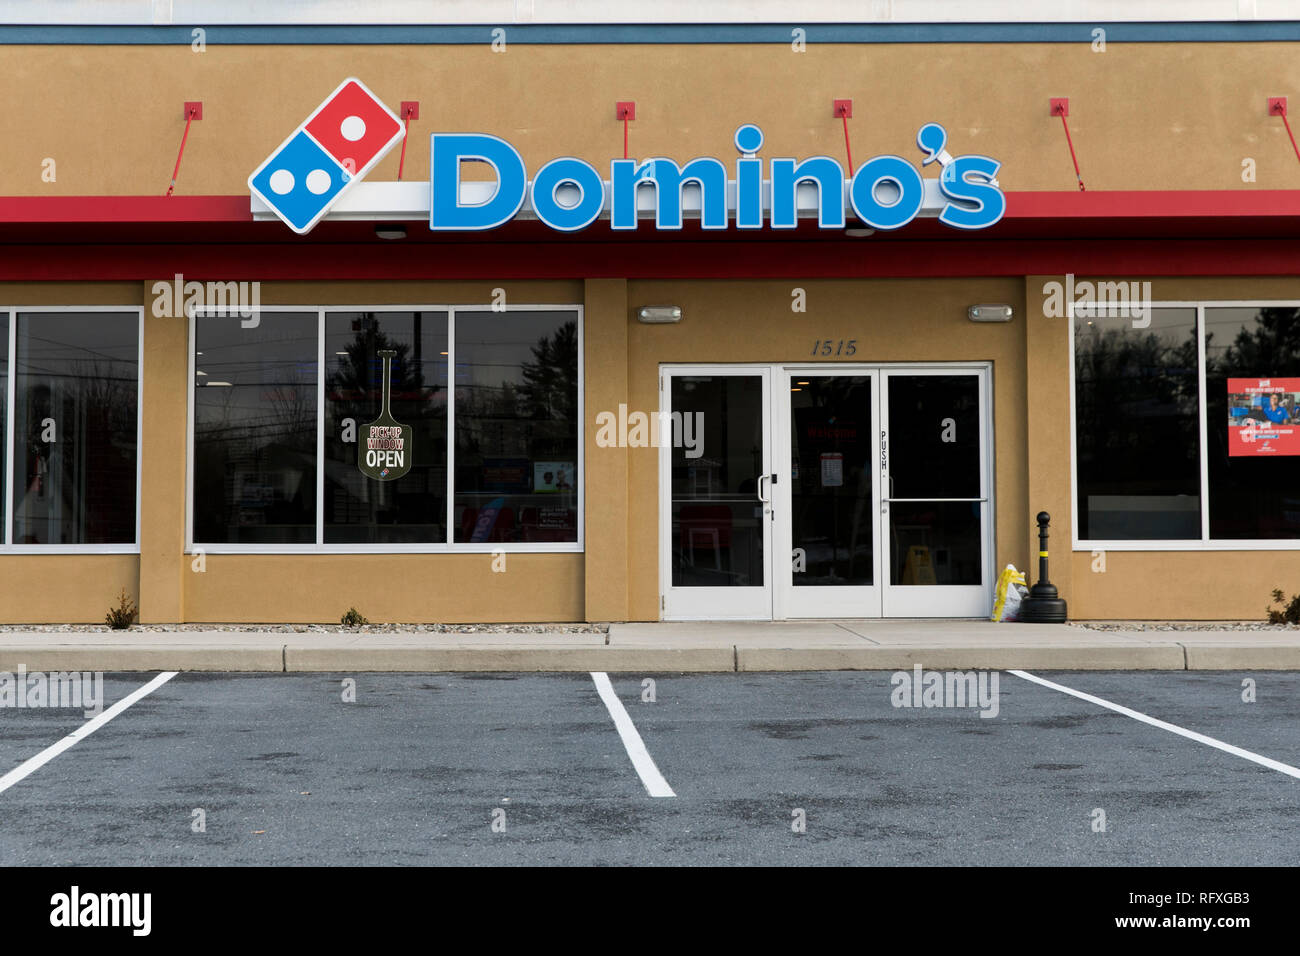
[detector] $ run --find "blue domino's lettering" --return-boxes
[849,155,925,230]
[608,157,728,230]
[429,133,527,231]
[609,159,648,230]
[529,157,605,232]
[733,124,765,229]
[938,155,1006,230]
[735,157,763,228]
[770,157,845,229]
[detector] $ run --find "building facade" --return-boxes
[1,5,1300,622]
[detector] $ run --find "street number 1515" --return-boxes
[812,339,857,356]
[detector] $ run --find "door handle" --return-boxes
[757,473,771,504]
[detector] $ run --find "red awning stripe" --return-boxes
[2,191,1300,225]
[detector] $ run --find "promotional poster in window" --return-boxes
[1228,377,1300,456]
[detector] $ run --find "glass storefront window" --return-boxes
[10,311,139,545]
[192,312,318,544]
[1074,308,1201,540]
[453,310,580,543]
[189,306,581,550]
[1206,306,1300,539]
[324,311,448,543]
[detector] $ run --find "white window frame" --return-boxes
[187,303,584,554]
[0,305,144,554]
[1071,299,1300,551]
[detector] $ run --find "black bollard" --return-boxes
[1019,511,1068,623]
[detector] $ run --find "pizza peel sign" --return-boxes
[358,349,413,481]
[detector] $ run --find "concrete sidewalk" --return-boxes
[0,620,1298,671]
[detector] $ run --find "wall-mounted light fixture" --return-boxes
[637,306,683,324]
[967,304,1014,323]
[375,225,407,240]
[845,227,875,237]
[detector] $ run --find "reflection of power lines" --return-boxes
[14,325,138,367]
[14,371,137,384]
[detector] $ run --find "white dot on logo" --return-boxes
[305,169,332,195]
[340,115,366,142]
[268,169,295,195]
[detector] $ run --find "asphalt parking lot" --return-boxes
[0,670,1297,866]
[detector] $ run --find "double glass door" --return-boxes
[660,364,992,620]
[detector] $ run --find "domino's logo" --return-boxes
[249,78,405,235]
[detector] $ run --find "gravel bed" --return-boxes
[1071,621,1299,632]
[0,622,609,635]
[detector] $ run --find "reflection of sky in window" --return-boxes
[16,312,139,382]
[1073,307,1196,349]
[1203,307,1296,372]
[454,311,573,390]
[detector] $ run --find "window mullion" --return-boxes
[4,309,15,547]
[1197,304,1211,543]
[316,308,325,546]
[446,308,456,545]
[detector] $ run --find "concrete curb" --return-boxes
[0,647,285,672]
[283,646,735,672]
[736,644,1188,671]
[1184,644,1300,670]
[4,640,1298,671]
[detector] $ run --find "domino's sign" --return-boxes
[250,78,405,234]
[250,79,1005,234]
[430,122,1004,232]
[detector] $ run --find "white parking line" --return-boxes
[0,671,178,796]
[1009,669,1300,780]
[590,672,675,798]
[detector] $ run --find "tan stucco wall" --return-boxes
[182,554,583,623]
[0,555,138,623]
[0,41,1298,197]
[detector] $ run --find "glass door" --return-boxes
[774,370,882,617]
[880,368,992,617]
[659,367,773,620]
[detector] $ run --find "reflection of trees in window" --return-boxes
[1074,321,1200,472]
[325,321,436,417]
[457,318,578,460]
[1212,307,1300,376]
[1074,315,1202,539]
[518,320,578,425]
[197,362,315,453]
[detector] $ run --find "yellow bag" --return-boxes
[991,564,1027,622]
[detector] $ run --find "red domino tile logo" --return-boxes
[304,79,404,175]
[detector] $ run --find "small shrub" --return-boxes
[105,589,138,629]
[1266,588,1300,624]
[341,607,369,628]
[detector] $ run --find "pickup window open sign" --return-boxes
[359,349,412,481]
